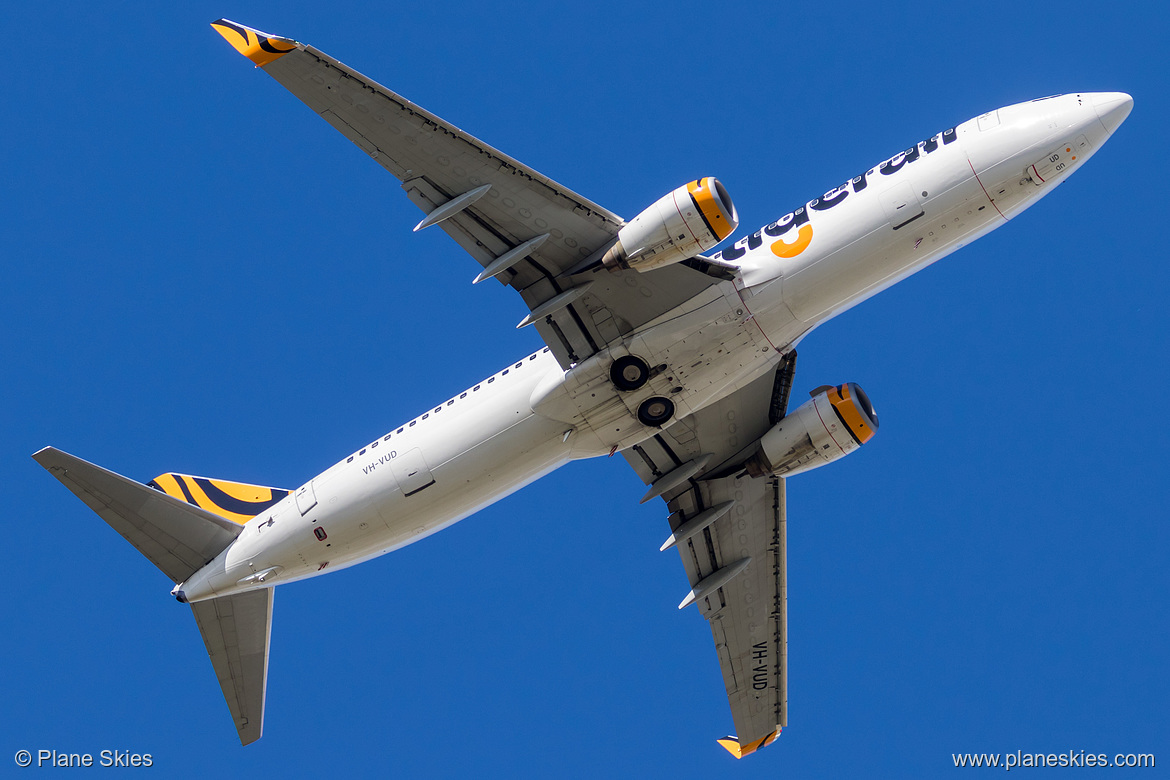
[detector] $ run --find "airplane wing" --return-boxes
[621,354,797,758]
[211,20,719,368]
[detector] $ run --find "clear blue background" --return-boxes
[3,1,1165,777]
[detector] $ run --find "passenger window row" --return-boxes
[345,347,550,464]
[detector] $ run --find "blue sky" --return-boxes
[4,1,1166,777]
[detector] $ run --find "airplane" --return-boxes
[33,18,1132,757]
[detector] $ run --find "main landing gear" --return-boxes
[613,357,678,430]
[610,355,651,391]
[612,354,676,427]
[637,396,675,427]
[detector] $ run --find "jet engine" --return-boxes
[743,383,878,478]
[602,177,738,273]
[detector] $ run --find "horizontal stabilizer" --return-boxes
[148,473,290,525]
[191,588,274,746]
[32,447,245,584]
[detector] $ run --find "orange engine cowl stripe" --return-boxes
[686,178,735,241]
[828,384,876,445]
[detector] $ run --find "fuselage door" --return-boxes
[295,480,318,515]
[391,448,436,497]
[881,182,925,230]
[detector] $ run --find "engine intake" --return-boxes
[744,383,878,478]
[603,177,738,273]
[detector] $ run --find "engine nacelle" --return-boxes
[602,177,738,273]
[743,383,878,478]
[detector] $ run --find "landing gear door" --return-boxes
[391,448,436,497]
[881,182,925,230]
[295,480,318,515]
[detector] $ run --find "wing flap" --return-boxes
[33,447,244,584]
[191,588,274,746]
[400,174,604,367]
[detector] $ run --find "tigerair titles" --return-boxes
[716,127,958,263]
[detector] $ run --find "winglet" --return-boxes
[211,19,298,67]
[716,730,780,759]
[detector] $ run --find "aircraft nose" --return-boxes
[1090,92,1134,135]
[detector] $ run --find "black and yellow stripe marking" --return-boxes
[211,19,297,67]
[827,383,877,445]
[717,729,780,759]
[148,473,291,525]
[686,177,736,241]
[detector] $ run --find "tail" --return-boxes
[146,472,290,526]
[33,447,288,745]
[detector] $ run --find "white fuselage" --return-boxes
[178,92,1130,602]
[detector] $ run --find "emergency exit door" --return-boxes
[391,448,435,497]
[881,182,925,230]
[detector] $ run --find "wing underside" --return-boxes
[212,19,716,368]
[622,366,790,756]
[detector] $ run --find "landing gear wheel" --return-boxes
[637,396,675,427]
[611,355,651,391]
